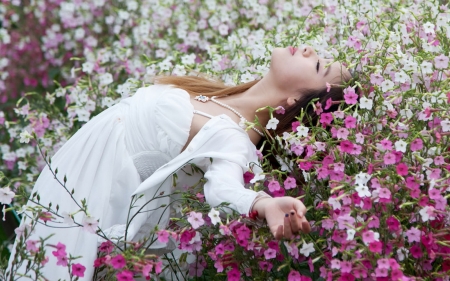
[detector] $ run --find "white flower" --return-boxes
[419,206,436,222]
[266,118,279,130]
[423,22,435,34]
[296,125,309,137]
[208,208,221,226]
[328,197,341,210]
[394,71,410,83]
[15,223,32,239]
[420,61,433,74]
[82,62,94,74]
[395,140,408,153]
[441,119,450,132]
[355,184,371,198]
[396,247,409,261]
[0,187,15,204]
[82,216,99,233]
[359,97,373,110]
[99,73,113,86]
[380,79,394,92]
[354,172,371,186]
[299,242,315,257]
[62,212,74,226]
[19,131,32,143]
[346,229,356,241]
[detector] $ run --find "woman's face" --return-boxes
[269,46,350,93]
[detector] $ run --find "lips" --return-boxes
[288,46,298,55]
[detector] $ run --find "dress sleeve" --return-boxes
[203,157,268,215]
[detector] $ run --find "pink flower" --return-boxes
[284,176,296,189]
[264,248,276,260]
[325,98,333,110]
[320,112,333,126]
[344,115,357,128]
[331,259,341,269]
[56,255,68,267]
[434,54,449,69]
[369,241,383,253]
[275,106,285,114]
[71,263,86,277]
[187,211,204,229]
[157,229,169,244]
[82,216,99,234]
[243,171,255,183]
[322,219,335,230]
[336,128,350,140]
[396,163,408,176]
[268,179,281,192]
[377,258,390,269]
[339,140,354,153]
[378,188,392,200]
[142,263,153,278]
[236,224,251,240]
[340,261,352,273]
[259,261,273,272]
[298,161,312,171]
[380,139,393,150]
[116,270,134,281]
[215,243,225,255]
[338,273,356,281]
[383,152,396,164]
[337,214,355,230]
[343,87,358,104]
[98,241,114,254]
[410,138,423,151]
[111,254,126,269]
[227,268,241,281]
[375,267,388,277]
[386,216,400,232]
[362,230,375,244]
[288,270,302,281]
[26,240,39,252]
[409,244,423,259]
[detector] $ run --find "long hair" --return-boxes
[155,75,349,137]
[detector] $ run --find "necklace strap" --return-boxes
[211,96,264,137]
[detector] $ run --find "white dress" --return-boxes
[8,84,263,280]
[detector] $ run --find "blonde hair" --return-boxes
[154,75,258,97]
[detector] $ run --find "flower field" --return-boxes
[0,0,450,280]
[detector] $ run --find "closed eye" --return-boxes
[316,60,320,73]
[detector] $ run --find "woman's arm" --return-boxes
[203,158,310,239]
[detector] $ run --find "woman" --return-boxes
[7,46,351,280]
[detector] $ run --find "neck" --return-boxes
[216,73,286,129]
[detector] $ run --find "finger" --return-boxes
[294,200,307,219]
[290,210,301,234]
[301,217,311,234]
[275,224,283,240]
[284,214,293,239]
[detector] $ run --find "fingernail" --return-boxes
[290,212,295,216]
[285,213,289,217]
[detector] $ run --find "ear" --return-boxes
[286,97,297,107]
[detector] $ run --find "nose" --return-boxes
[301,46,316,57]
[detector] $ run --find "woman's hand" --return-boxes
[252,196,311,240]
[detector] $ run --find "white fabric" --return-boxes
[8,84,263,280]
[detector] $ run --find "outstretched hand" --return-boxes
[252,196,311,240]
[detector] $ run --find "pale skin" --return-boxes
[182,46,351,239]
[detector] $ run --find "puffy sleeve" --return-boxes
[203,158,259,215]
[200,129,268,215]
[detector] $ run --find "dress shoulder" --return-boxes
[151,84,194,157]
